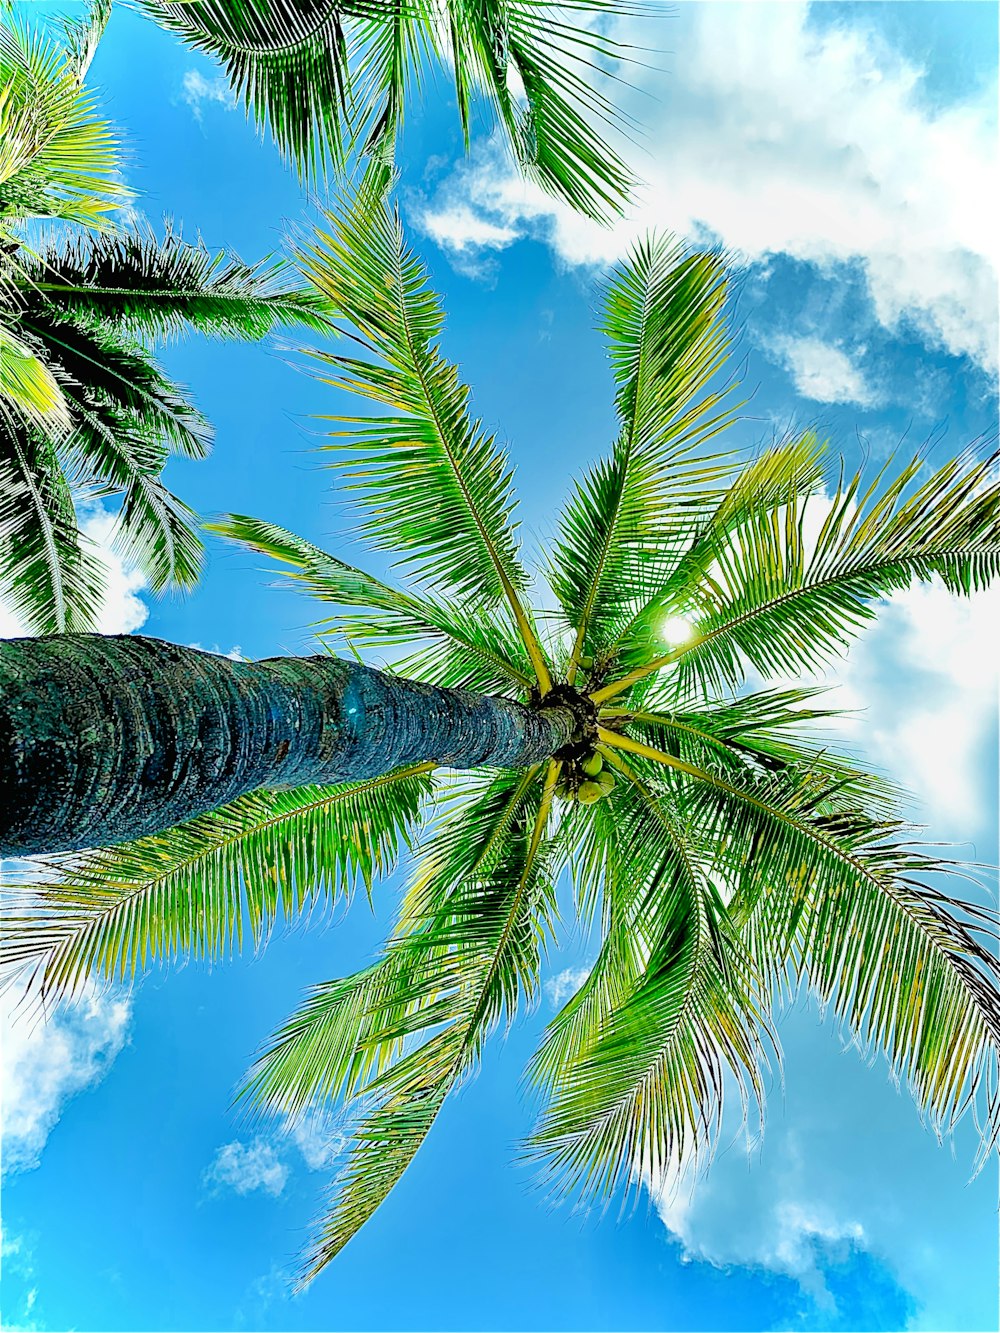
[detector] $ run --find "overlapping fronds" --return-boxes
[19,229,335,340]
[140,0,355,181]
[212,512,534,693]
[591,727,1000,1162]
[2,214,333,628]
[140,0,636,220]
[0,320,69,430]
[0,428,106,632]
[6,303,206,599]
[0,20,130,229]
[552,235,740,681]
[597,445,1000,703]
[299,191,552,686]
[527,761,767,1199]
[0,765,434,999]
[241,764,560,1277]
[598,432,829,671]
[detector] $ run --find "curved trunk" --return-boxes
[0,634,574,856]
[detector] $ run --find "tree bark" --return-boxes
[0,635,575,856]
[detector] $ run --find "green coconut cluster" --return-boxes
[555,748,616,805]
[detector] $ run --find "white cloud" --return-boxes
[0,503,149,639]
[794,577,1000,835]
[0,982,132,1175]
[181,69,236,122]
[764,335,881,406]
[419,204,519,256]
[187,641,244,661]
[285,1110,346,1172]
[660,1155,864,1308]
[420,2,998,370]
[1,1224,43,1331]
[544,965,591,1009]
[650,1004,999,1331]
[203,1138,289,1198]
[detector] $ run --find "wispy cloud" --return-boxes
[1,983,132,1176]
[544,965,591,1009]
[181,69,236,123]
[285,1111,346,1172]
[1,1224,44,1331]
[762,335,881,407]
[202,1112,344,1201]
[203,1138,289,1198]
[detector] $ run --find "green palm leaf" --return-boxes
[299,190,552,686]
[140,0,635,220]
[596,445,1000,703]
[1,764,435,999]
[593,730,1000,1159]
[528,762,767,1198]
[20,228,335,340]
[0,20,130,229]
[211,511,535,691]
[241,764,559,1274]
[0,427,106,632]
[552,236,739,679]
[0,320,70,430]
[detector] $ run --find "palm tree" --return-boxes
[139,0,637,219]
[2,195,998,1284]
[1,14,334,632]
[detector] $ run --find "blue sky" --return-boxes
[1,3,998,1331]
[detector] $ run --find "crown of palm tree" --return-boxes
[7,191,1000,1285]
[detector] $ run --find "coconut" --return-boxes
[577,780,604,805]
[581,753,603,777]
[596,770,616,795]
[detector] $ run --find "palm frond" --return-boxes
[13,305,209,591]
[604,688,903,811]
[20,228,336,340]
[597,432,829,671]
[141,0,635,219]
[59,0,112,80]
[211,512,534,691]
[741,840,1000,1162]
[551,234,740,683]
[435,0,636,221]
[595,445,1000,703]
[140,0,353,182]
[593,727,1000,1151]
[241,763,559,1277]
[0,426,106,632]
[0,764,435,999]
[299,190,552,687]
[0,320,70,431]
[0,21,130,228]
[528,759,766,1200]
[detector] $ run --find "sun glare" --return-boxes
[661,615,694,646]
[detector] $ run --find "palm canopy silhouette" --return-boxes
[3,193,999,1284]
[0,11,334,632]
[139,0,637,219]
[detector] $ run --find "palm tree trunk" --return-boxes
[0,635,574,856]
